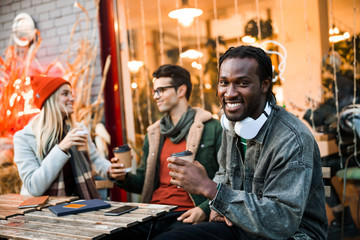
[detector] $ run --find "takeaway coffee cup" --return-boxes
[113,145,132,172]
[75,130,88,152]
[170,150,193,162]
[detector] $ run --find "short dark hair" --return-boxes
[219,45,274,100]
[152,64,192,100]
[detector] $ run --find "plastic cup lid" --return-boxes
[170,150,192,157]
[113,144,131,153]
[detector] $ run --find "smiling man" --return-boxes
[109,64,222,239]
[155,46,328,240]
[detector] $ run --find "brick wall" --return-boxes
[0,0,103,97]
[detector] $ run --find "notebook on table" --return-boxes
[49,199,111,216]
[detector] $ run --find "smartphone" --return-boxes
[104,205,138,216]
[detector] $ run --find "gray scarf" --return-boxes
[160,107,196,143]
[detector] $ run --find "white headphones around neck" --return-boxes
[220,102,272,140]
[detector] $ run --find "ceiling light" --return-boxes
[329,31,350,43]
[180,49,203,59]
[168,0,202,28]
[128,60,144,73]
[241,35,256,44]
[329,26,350,43]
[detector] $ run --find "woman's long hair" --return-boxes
[31,86,74,159]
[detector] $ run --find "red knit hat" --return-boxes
[31,75,70,109]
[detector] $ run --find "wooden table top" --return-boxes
[0,194,177,240]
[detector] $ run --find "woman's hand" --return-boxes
[58,128,87,153]
[109,157,127,181]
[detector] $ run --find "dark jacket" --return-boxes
[211,97,328,239]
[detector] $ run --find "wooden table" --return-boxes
[0,194,177,239]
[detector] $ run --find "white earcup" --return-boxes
[220,114,230,131]
[220,102,272,139]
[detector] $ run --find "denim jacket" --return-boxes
[210,98,328,239]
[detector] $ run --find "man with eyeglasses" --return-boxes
[109,64,222,239]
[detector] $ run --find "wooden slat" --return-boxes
[0,194,32,201]
[132,208,166,217]
[8,215,121,236]
[313,133,335,141]
[0,218,105,240]
[107,201,178,212]
[0,210,20,220]
[317,139,338,157]
[0,205,35,214]
[0,224,82,240]
[95,180,114,189]
[322,167,331,178]
[9,215,121,235]
[325,186,331,197]
[0,199,24,206]
[82,210,153,222]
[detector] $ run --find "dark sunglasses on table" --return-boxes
[151,85,176,96]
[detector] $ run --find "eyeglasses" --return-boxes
[151,85,176,97]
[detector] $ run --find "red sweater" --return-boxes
[150,137,194,211]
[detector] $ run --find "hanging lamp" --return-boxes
[168,0,203,28]
[128,60,144,73]
[180,49,203,59]
[329,26,350,43]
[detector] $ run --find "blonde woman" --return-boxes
[14,75,111,199]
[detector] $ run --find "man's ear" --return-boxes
[177,84,187,97]
[261,78,271,94]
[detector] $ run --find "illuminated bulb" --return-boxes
[6,110,11,116]
[329,27,339,35]
[205,83,212,89]
[131,82,138,89]
[329,32,350,43]
[25,76,31,85]
[13,78,21,87]
[9,93,17,107]
[191,61,202,70]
